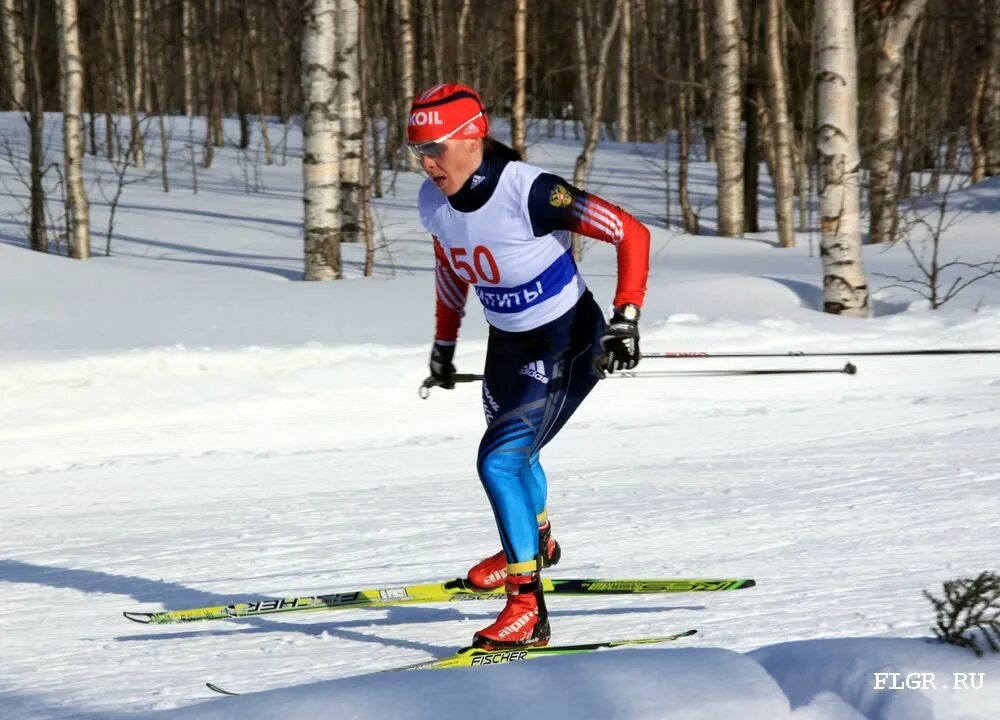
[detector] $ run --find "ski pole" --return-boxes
[419,362,856,398]
[420,373,483,399]
[642,348,1000,359]
[613,363,857,378]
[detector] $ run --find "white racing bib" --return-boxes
[420,162,586,332]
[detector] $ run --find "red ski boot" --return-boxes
[471,572,550,650]
[467,520,561,590]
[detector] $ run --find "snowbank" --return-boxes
[157,648,791,720]
[752,636,1000,720]
[152,638,1000,720]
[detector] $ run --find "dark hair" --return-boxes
[484,136,522,162]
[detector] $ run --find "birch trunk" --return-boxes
[677,0,698,234]
[398,0,417,171]
[985,0,1000,177]
[99,8,116,159]
[712,0,743,237]
[678,85,699,234]
[181,0,195,115]
[25,0,45,252]
[743,2,761,235]
[633,0,650,140]
[897,17,924,199]
[132,0,148,114]
[359,0,376,276]
[765,0,795,248]
[616,0,631,142]
[816,0,869,317]
[1,0,26,109]
[235,33,251,150]
[868,0,929,244]
[573,4,591,127]
[195,0,213,166]
[456,0,471,78]
[245,1,273,164]
[302,0,341,280]
[427,0,443,86]
[696,0,715,162]
[111,0,145,166]
[970,62,988,184]
[511,0,527,157]
[799,36,815,233]
[208,0,224,150]
[571,0,623,260]
[58,0,91,259]
[338,0,363,243]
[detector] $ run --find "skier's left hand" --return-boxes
[597,304,640,376]
[428,341,457,389]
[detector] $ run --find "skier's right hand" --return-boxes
[429,341,457,389]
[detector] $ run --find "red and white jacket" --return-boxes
[419,160,649,342]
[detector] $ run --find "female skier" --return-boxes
[411,83,650,650]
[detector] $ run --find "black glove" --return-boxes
[599,304,640,375]
[429,341,457,389]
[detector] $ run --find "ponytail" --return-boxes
[483,136,522,163]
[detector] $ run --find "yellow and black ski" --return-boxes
[125,578,754,625]
[398,629,698,671]
[205,629,698,695]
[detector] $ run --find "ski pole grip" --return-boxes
[419,372,484,398]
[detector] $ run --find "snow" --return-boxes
[1,113,999,718]
[754,637,1000,720]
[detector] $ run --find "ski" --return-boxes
[205,682,239,696]
[205,629,698,695]
[399,629,698,670]
[125,578,754,625]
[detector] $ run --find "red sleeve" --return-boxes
[569,193,650,308]
[433,236,469,343]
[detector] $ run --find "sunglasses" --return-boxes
[408,112,484,159]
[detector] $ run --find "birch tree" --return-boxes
[572,4,591,129]
[572,0,623,185]
[302,0,341,280]
[816,0,869,316]
[971,44,989,184]
[337,0,362,243]
[571,0,623,259]
[985,0,1000,178]
[511,0,527,157]
[869,0,930,244]
[456,0,471,78]
[181,0,195,115]
[398,0,418,171]
[677,0,699,234]
[359,0,376,276]
[132,0,148,114]
[110,0,145,167]
[58,0,91,259]
[244,0,273,164]
[25,0,45,252]
[742,3,762,234]
[696,0,715,162]
[711,0,743,237]
[616,0,632,142]
[1,0,26,109]
[764,0,795,248]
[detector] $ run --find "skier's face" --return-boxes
[419,138,483,197]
